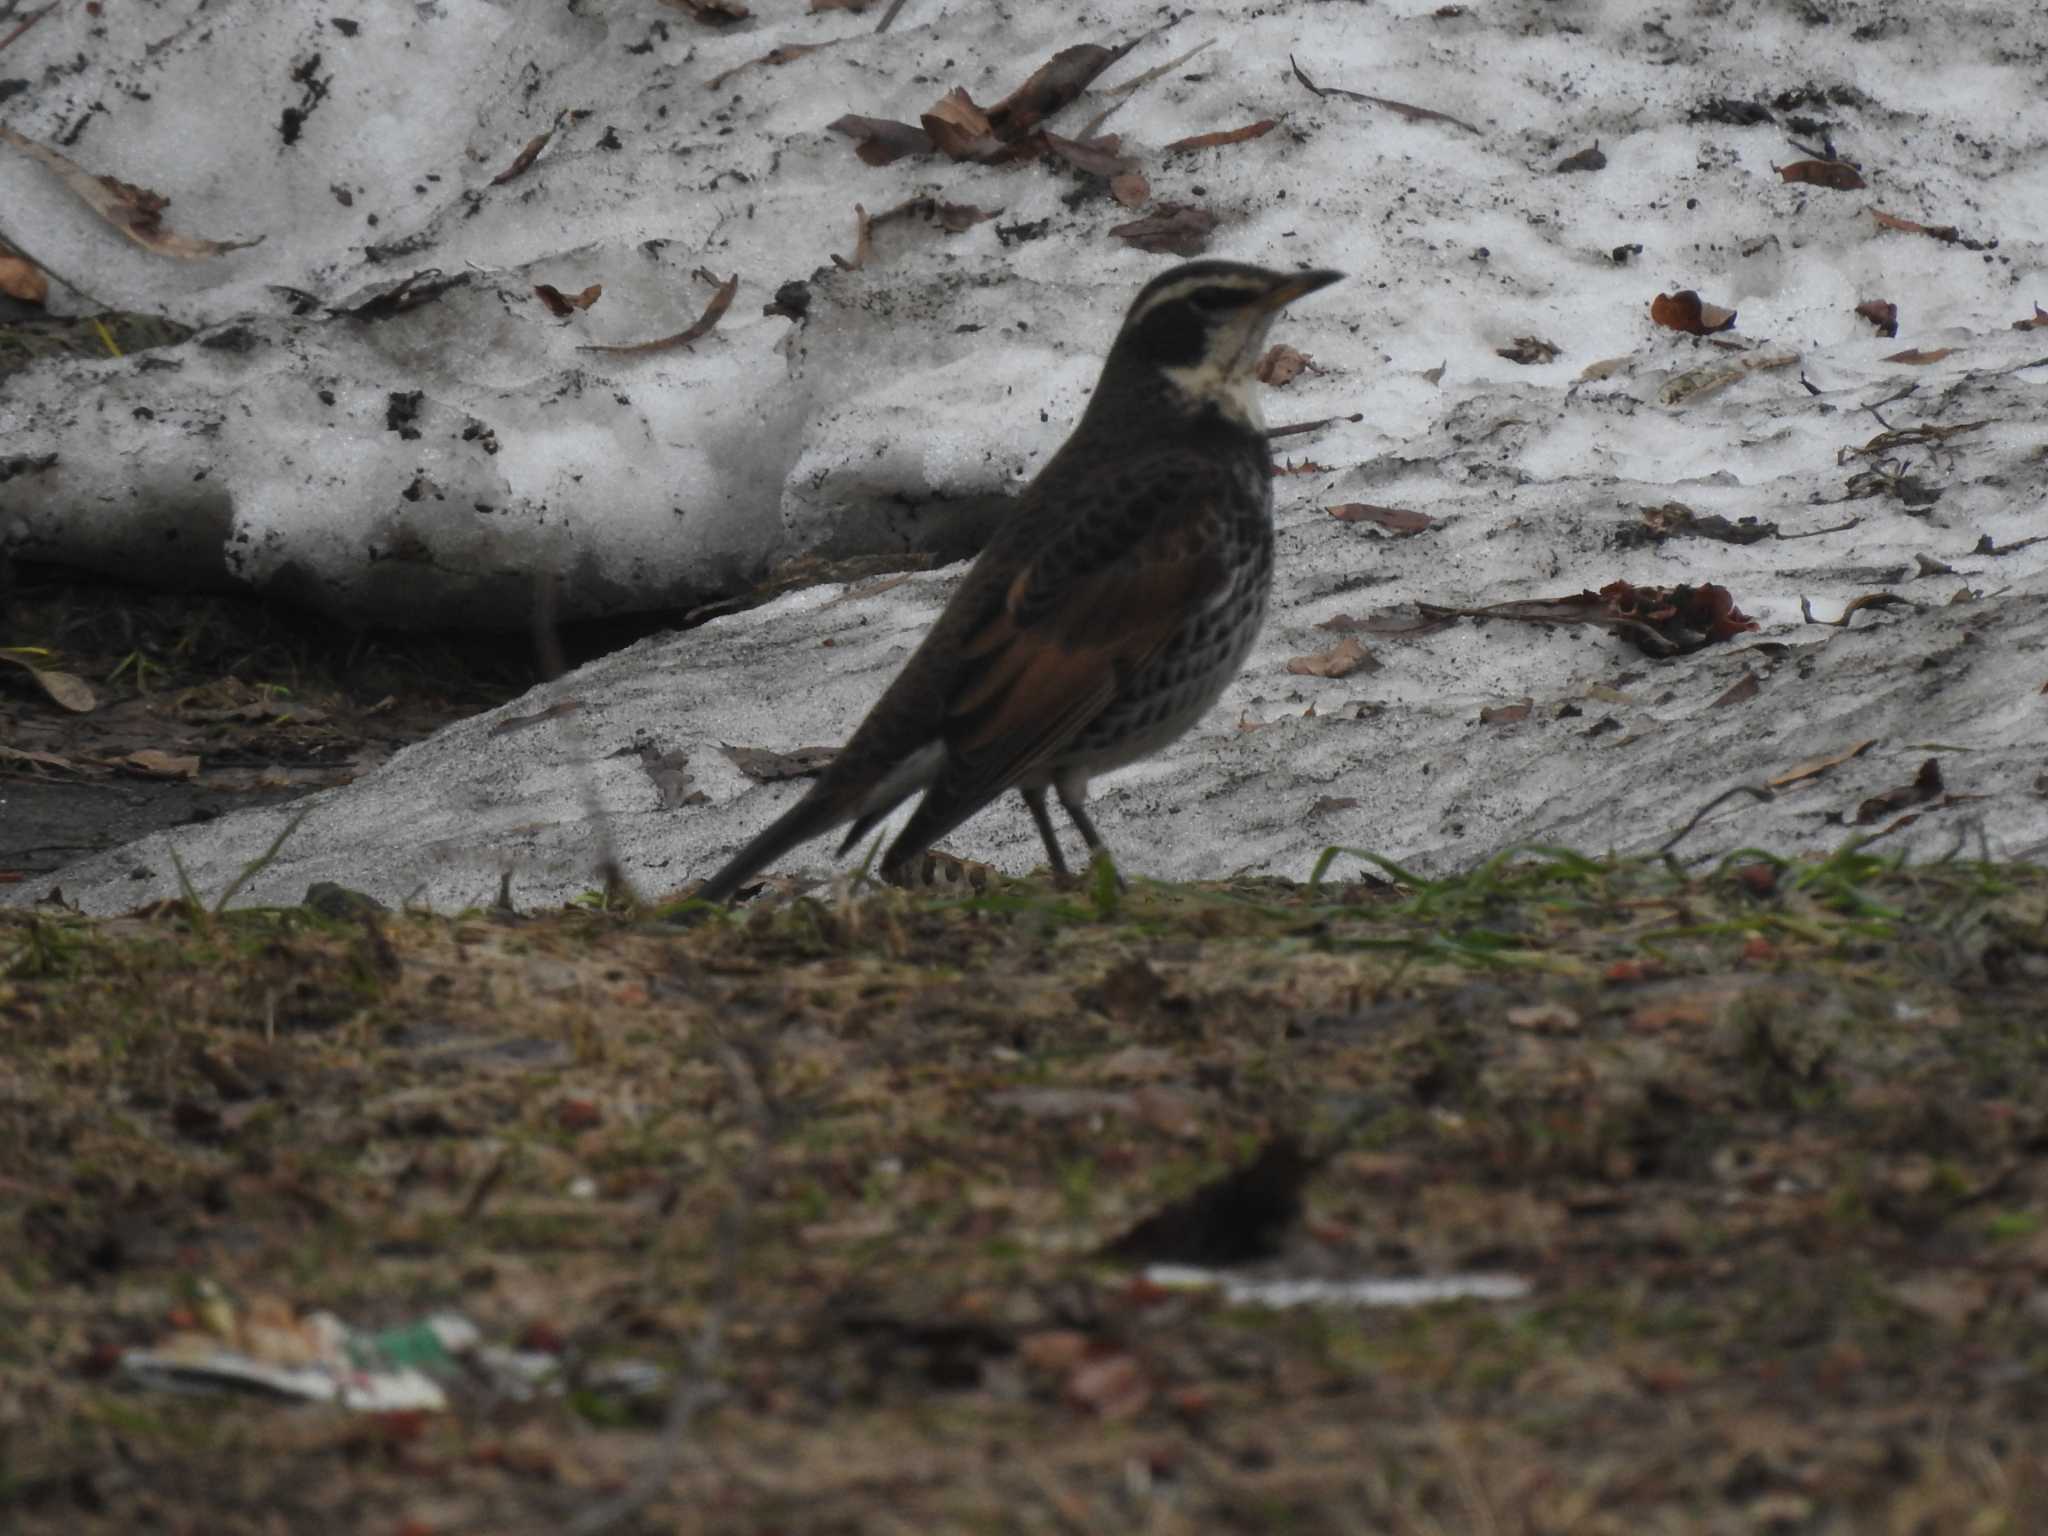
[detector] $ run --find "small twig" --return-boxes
[0,2,55,58]
[1106,36,1213,96]
[874,0,909,33]
[1659,783,1776,854]
[1266,412,1363,441]
[1289,54,1482,135]
[460,1150,512,1221]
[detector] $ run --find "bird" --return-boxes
[693,259,1342,904]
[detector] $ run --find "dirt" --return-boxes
[4,852,2046,1533]
[0,565,556,885]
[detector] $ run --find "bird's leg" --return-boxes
[1055,782,1127,892]
[1020,786,1072,881]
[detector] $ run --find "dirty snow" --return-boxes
[4,0,2045,910]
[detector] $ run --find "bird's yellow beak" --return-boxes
[1260,269,1345,310]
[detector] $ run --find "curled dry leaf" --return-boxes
[1038,130,1133,177]
[1308,796,1360,817]
[1479,700,1532,725]
[1555,141,1606,173]
[986,41,1133,140]
[1799,591,1917,627]
[0,651,96,713]
[1109,170,1150,207]
[1165,119,1278,153]
[2011,304,2048,332]
[1776,158,1865,190]
[0,124,261,260]
[1651,290,1737,335]
[579,270,737,356]
[1854,299,1899,337]
[1883,346,1954,365]
[1110,203,1215,257]
[1628,502,1777,545]
[1855,757,1944,824]
[827,115,933,166]
[0,250,48,305]
[491,112,582,185]
[1328,503,1431,535]
[1254,344,1313,386]
[1497,335,1561,364]
[921,87,1003,160]
[533,282,602,317]
[1286,635,1377,678]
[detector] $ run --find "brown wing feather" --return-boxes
[940,502,1229,799]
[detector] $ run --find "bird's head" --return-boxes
[1105,261,1343,430]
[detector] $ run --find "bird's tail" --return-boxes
[692,738,944,904]
[692,782,858,906]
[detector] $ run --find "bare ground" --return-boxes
[5,849,2047,1534]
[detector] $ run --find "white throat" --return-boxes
[1159,357,1266,431]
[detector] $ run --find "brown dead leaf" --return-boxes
[1327,503,1432,535]
[1103,171,1149,209]
[1868,207,1962,244]
[0,250,47,305]
[921,87,1003,160]
[1286,635,1376,678]
[1651,290,1737,335]
[1165,119,1278,153]
[1479,700,1532,725]
[1856,757,1943,824]
[119,749,201,780]
[579,270,737,356]
[1712,672,1761,709]
[1038,131,1135,178]
[1254,344,1313,386]
[492,116,570,185]
[1854,299,1898,338]
[827,115,933,166]
[0,651,96,713]
[2012,304,2048,332]
[1768,739,1877,789]
[1555,142,1606,173]
[987,42,1133,141]
[1497,335,1562,364]
[1883,346,1954,365]
[0,125,261,259]
[533,282,601,317]
[1308,796,1360,817]
[1109,203,1215,256]
[721,744,839,782]
[1776,158,1865,190]
[662,0,748,21]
